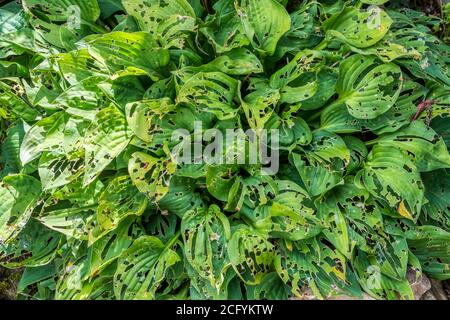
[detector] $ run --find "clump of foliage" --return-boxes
[0,0,449,300]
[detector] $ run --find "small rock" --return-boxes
[406,268,431,300]
[429,279,448,300]
[421,291,437,300]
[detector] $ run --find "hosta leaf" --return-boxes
[304,130,350,163]
[0,218,62,268]
[247,272,290,300]
[205,48,263,75]
[269,115,312,149]
[353,249,413,300]
[88,217,141,276]
[50,76,108,118]
[56,49,108,86]
[17,264,57,293]
[343,136,368,175]
[241,85,280,130]
[177,71,239,120]
[128,152,176,201]
[0,174,41,242]
[405,226,450,280]
[269,50,326,89]
[0,81,40,122]
[321,81,427,134]
[122,0,195,34]
[200,12,250,54]
[125,98,175,143]
[0,10,37,58]
[275,238,354,299]
[347,31,422,63]
[38,152,84,191]
[84,32,170,79]
[292,153,344,197]
[38,205,94,240]
[318,182,384,253]
[97,176,148,232]
[323,7,392,48]
[158,176,203,218]
[181,205,231,290]
[20,112,67,165]
[422,169,450,228]
[374,121,450,172]
[83,105,132,186]
[228,225,275,285]
[335,54,403,119]
[300,68,338,110]
[113,235,180,300]
[276,3,323,55]
[23,0,100,23]
[143,212,178,244]
[355,145,424,220]
[236,0,291,56]
[123,0,196,49]
[1,120,28,175]
[269,180,321,240]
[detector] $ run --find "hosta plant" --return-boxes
[0,0,449,300]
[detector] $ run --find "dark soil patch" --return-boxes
[0,267,22,300]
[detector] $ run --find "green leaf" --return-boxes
[128,152,176,201]
[422,169,450,228]
[374,121,450,172]
[0,174,41,242]
[23,0,100,23]
[181,205,231,290]
[83,105,132,186]
[113,235,180,299]
[84,32,170,79]
[125,98,174,143]
[405,226,450,280]
[355,145,424,220]
[177,71,239,120]
[323,7,392,48]
[236,0,291,56]
[228,225,275,285]
[335,54,403,119]
[97,176,148,232]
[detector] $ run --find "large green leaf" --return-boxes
[355,145,424,220]
[128,152,176,201]
[181,205,231,290]
[122,0,196,49]
[422,169,450,228]
[228,225,274,285]
[335,54,403,119]
[84,32,170,79]
[113,235,180,299]
[83,105,132,185]
[23,0,100,23]
[0,174,41,242]
[323,7,392,48]
[374,121,450,172]
[236,0,291,56]
[177,71,239,120]
[96,176,148,233]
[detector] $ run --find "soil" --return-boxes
[0,267,22,300]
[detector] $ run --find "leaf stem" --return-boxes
[165,231,181,249]
[306,98,344,123]
[314,39,329,51]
